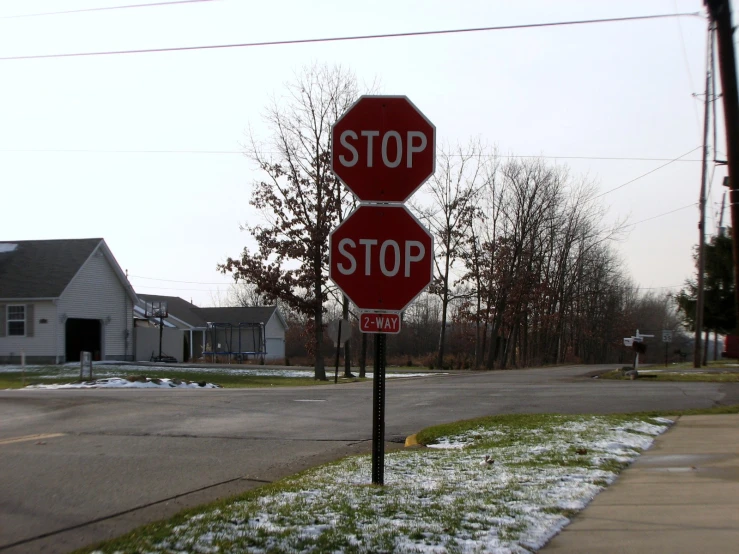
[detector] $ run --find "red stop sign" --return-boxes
[329,205,433,311]
[331,95,435,203]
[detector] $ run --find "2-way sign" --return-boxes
[331,95,436,203]
[329,205,433,312]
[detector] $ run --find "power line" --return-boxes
[593,146,703,199]
[0,0,216,19]
[0,12,701,61]
[130,274,232,284]
[0,147,704,162]
[673,0,703,134]
[621,202,697,229]
[133,284,229,291]
[511,155,700,162]
[132,280,686,293]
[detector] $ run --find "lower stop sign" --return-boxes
[329,205,433,312]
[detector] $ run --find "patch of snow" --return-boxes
[0,243,18,253]
[24,377,220,389]
[0,363,441,380]
[108,416,669,554]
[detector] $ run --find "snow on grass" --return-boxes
[91,414,671,554]
[24,377,221,389]
[0,363,436,380]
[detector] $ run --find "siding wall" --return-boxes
[58,249,134,361]
[134,327,184,362]
[0,301,58,363]
[265,313,286,360]
[265,338,285,359]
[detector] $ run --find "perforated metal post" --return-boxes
[372,333,386,485]
[334,319,342,384]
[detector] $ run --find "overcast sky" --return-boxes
[0,0,725,307]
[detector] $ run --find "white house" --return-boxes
[0,239,137,364]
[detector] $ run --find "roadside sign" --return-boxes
[662,330,673,343]
[329,94,435,487]
[326,319,351,346]
[360,312,401,334]
[329,205,433,312]
[331,95,435,203]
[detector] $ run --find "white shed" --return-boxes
[194,306,287,361]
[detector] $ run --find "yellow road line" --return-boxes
[0,433,65,445]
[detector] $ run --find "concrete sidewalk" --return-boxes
[542,414,739,553]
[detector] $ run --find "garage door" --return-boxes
[266,338,285,360]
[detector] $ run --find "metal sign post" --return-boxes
[662,330,673,367]
[80,351,92,380]
[326,319,351,384]
[372,333,387,485]
[334,319,343,384]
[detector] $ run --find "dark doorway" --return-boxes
[66,318,102,362]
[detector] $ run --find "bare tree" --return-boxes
[219,64,361,380]
[417,141,486,368]
[228,282,266,307]
[458,150,501,367]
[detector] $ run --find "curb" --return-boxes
[404,434,420,447]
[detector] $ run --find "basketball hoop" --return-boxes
[145,301,168,319]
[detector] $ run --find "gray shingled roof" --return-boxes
[0,238,103,299]
[138,294,207,328]
[193,306,279,326]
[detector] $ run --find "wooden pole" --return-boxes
[705,0,739,331]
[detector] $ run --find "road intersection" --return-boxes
[1,365,736,553]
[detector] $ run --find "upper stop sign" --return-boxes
[330,205,433,312]
[331,95,436,203]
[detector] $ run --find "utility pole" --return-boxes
[705,0,739,332]
[695,25,714,368]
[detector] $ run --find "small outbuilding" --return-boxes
[133,295,287,363]
[0,238,137,364]
[134,294,207,362]
[195,306,288,362]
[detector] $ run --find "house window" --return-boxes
[7,305,25,336]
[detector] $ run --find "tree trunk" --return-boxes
[703,328,710,366]
[486,302,505,369]
[474,290,482,369]
[522,312,529,367]
[480,304,491,368]
[500,334,510,369]
[313,257,327,379]
[437,288,449,369]
[359,332,367,377]
[486,327,499,369]
[509,324,519,368]
[343,296,353,377]
[714,330,719,361]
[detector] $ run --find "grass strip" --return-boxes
[0,371,363,389]
[599,369,739,382]
[78,413,673,554]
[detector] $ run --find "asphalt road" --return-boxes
[1,364,737,553]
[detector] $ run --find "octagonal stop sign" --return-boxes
[330,205,433,312]
[331,95,436,203]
